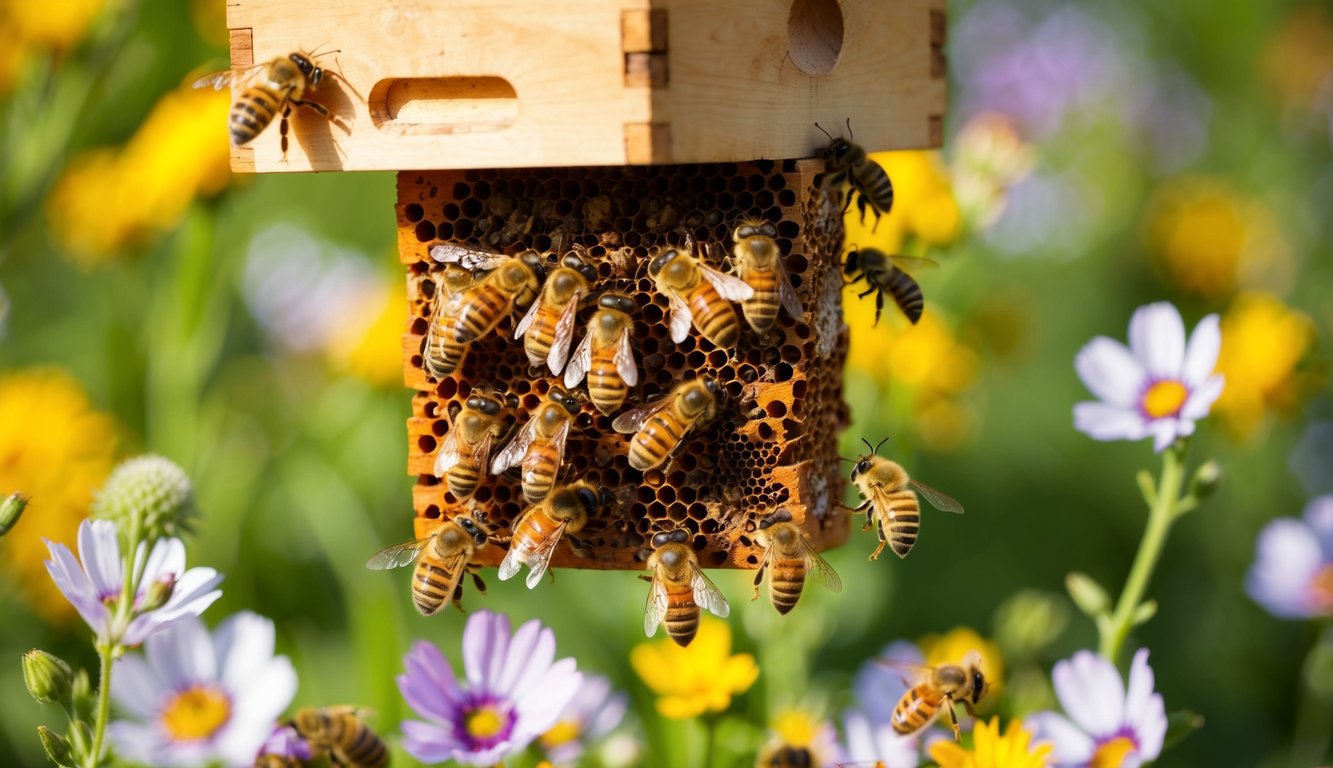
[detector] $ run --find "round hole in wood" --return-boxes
[787,0,844,76]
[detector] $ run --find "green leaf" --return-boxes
[1131,599,1158,627]
[37,726,75,768]
[1136,470,1157,507]
[1163,709,1204,750]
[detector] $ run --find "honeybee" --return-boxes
[428,247,545,341]
[849,438,964,560]
[432,390,512,499]
[366,511,492,616]
[817,121,895,231]
[290,707,388,768]
[731,220,803,333]
[751,509,842,614]
[843,246,934,326]
[758,746,815,768]
[515,252,597,374]
[649,245,754,348]
[423,264,478,378]
[644,529,730,647]
[499,481,606,588]
[881,652,989,741]
[564,293,639,415]
[612,378,722,471]
[490,386,581,504]
[194,52,332,157]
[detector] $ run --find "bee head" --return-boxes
[550,386,582,414]
[561,251,599,282]
[651,529,688,548]
[518,249,546,277]
[468,394,502,416]
[598,292,636,314]
[970,667,989,705]
[648,248,680,277]
[757,508,793,530]
[574,485,601,511]
[457,515,489,545]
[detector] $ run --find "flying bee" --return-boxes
[290,706,388,768]
[423,263,478,378]
[817,120,895,231]
[849,438,964,560]
[751,509,843,615]
[880,652,989,741]
[730,219,803,333]
[194,51,333,158]
[499,481,607,588]
[564,292,639,415]
[432,390,513,499]
[514,251,597,374]
[649,244,754,348]
[429,246,546,339]
[490,386,581,504]
[612,378,722,471]
[644,529,730,647]
[843,246,936,326]
[366,511,493,616]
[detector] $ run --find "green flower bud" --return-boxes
[140,573,176,612]
[91,455,197,544]
[0,492,27,536]
[993,590,1069,660]
[66,720,93,764]
[69,669,92,722]
[1065,571,1110,618]
[1162,709,1204,750]
[1189,460,1222,500]
[37,726,75,768]
[22,650,74,708]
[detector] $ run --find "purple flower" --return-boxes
[398,610,583,766]
[539,674,628,766]
[839,640,924,767]
[1028,649,1166,768]
[1074,302,1224,452]
[43,519,222,647]
[255,724,313,763]
[1247,496,1333,619]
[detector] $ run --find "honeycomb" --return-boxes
[396,159,851,571]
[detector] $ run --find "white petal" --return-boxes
[1026,711,1095,764]
[1075,337,1146,407]
[1149,419,1182,453]
[496,620,555,698]
[1123,649,1166,759]
[1123,649,1156,721]
[145,616,215,689]
[463,610,510,691]
[215,612,276,691]
[1305,496,1333,553]
[1074,402,1148,442]
[231,655,299,724]
[1180,375,1224,421]
[1246,518,1323,618]
[105,721,162,766]
[44,541,109,632]
[1180,314,1221,386]
[1134,691,1167,759]
[1129,303,1185,379]
[512,660,582,743]
[80,519,124,597]
[1052,651,1125,736]
[110,654,165,720]
[140,538,186,585]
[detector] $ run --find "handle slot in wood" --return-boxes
[370,77,518,135]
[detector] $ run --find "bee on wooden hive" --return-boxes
[817,120,895,231]
[564,292,639,415]
[499,480,607,588]
[288,706,388,768]
[365,510,493,616]
[194,51,335,158]
[751,509,842,614]
[490,385,581,504]
[848,438,964,560]
[730,219,803,334]
[648,243,753,349]
[612,377,722,471]
[515,250,597,374]
[843,246,937,326]
[429,245,546,340]
[422,263,478,378]
[432,390,514,500]
[644,529,730,647]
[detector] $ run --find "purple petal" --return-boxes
[463,610,510,691]
[1246,518,1323,619]
[79,519,124,598]
[1075,337,1145,407]
[587,690,628,739]
[400,641,462,722]
[1304,496,1333,558]
[1052,651,1124,736]
[402,719,464,763]
[1026,711,1094,765]
[123,567,223,646]
[1129,303,1185,379]
[853,640,921,724]
[1180,314,1221,387]
[44,540,109,632]
[1074,402,1148,442]
[512,659,582,744]
[495,619,555,698]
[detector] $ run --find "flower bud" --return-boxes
[993,590,1069,660]
[0,492,27,536]
[1162,709,1203,750]
[91,455,197,544]
[1065,571,1110,618]
[37,726,74,768]
[1189,460,1222,500]
[22,650,74,708]
[66,720,94,764]
[70,669,93,721]
[140,573,176,612]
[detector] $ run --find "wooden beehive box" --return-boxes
[223,0,947,171]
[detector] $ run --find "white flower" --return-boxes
[107,612,297,768]
[43,519,223,647]
[539,674,629,766]
[1246,495,1333,619]
[1027,649,1166,768]
[841,709,921,768]
[1074,302,1224,452]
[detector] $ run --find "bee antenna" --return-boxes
[860,437,875,455]
[845,116,854,141]
[814,122,835,142]
[874,436,890,454]
[838,455,856,464]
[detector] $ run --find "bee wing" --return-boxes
[545,297,581,374]
[611,395,669,434]
[366,538,432,570]
[666,291,692,344]
[872,658,937,685]
[539,418,572,480]
[888,254,939,272]
[490,415,539,474]
[614,327,639,386]
[700,265,756,301]
[563,329,593,388]
[774,260,805,320]
[909,480,964,514]
[644,575,670,636]
[431,428,463,478]
[191,64,263,90]
[522,520,568,590]
[430,244,508,271]
[497,544,524,582]
[799,537,844,593]
[689,563,730,618]
[514,293,544,340]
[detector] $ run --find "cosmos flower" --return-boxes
[107,612,297,767]
[630,615,758,719]
[43,518,222,647]
[399,610,583,766]
[930,717,1052,768]
[841,708,920,768]
[1246,496,1333,620]
[538,674,628,766]
[1073,302,1224,452]
[759,709,846,768]
[1027,649,1166,768]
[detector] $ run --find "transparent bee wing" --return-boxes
[522,520,567,590]
[666,291,692,344]
[432,429,463,478]
[774,260,805,320]
[563,330,593,388]
[192,64,264,91]
[490,415,539,474]
[430,244,508,271]
[910,480,964,514]
[366,538,432,570]
[514,293,543,340]
[644,576,669,636]
[800,537,844,592]
[872,658,937,685]
[546,297,581,375]
[531,418,571,483]
[689,563,731,618]
[497,541,525,582]
[887,254,939,273]
[611,395,669,434]
[615,327,639,386]
[700,265,756,302]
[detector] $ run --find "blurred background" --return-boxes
[0,0,1330,766]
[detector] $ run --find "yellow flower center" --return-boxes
[539,719,581,748]
[161,686,231,741]
[1310,564,1333,615]
[1141,380,1188,419]
[466,706,506,739]
[1089,736,1137,768]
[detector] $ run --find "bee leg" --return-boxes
[869,524,885,560]
[857,285,876,299]
[470,569,488,594]
[637,574,653,583]
[751,564,765,600]
[279,105,291,162]
[856,193,871,226]
[873,291,884,326]
[944,699,962,742]
[290,97,330,117]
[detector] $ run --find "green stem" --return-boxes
[85,646,113,768]
[701,715,716,768]
[1099,443,1188,662]
[85,513,145,767]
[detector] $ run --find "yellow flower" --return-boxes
[919,627,1005,707]
[47,82,232,262]
[757,708,840,768]
[326,277,410,388]
[4,0,106,49]
[929,717,1052,768]
[1213,292,1316,438]
[844,150,961,254]
[1143,176,1291,298]
[0,369,120,623]
[630,616,758,719]
[1262,6,1333,113]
